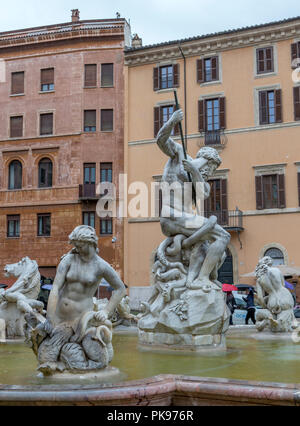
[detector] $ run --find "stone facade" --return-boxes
[0,16,131,283]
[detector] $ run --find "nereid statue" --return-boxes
[24,225,126,376]
[0,257,43,338]
[138,109,231,350]
[255,256,298,333]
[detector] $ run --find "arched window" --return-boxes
[264,248,284,266]
[38,158,53,188]
[9,160,22,190]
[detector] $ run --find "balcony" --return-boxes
[199,129,227,148]
[204,209,244,231]
[79,184,99,201]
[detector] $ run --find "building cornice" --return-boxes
[0,20,127,50]
[125,18,300,66]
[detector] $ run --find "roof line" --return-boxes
[125,15,300,52]
[0,18,128,37]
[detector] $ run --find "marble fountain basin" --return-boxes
[1,330,300,406]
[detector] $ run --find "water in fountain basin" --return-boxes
[0,335,300,385]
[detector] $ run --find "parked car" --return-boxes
[0,284,8,290]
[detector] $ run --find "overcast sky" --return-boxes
[0,0,299,46]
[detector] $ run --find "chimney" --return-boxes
[71,9,80,23]
[132,34,143,48]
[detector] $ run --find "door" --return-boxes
[218,249,233,284]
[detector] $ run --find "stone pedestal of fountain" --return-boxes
[138,286,230,353]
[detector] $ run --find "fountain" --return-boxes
[1,113,300,406]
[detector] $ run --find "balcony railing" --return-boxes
[204,209,244,230]
[79,184,99,200]
[199,129,227,148]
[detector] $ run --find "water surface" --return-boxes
[0,335,299,386]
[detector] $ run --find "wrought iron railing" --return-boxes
[199,129,227,147]
[204,209,243,229]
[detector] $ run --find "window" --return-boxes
[10,116,23,138]
[101,109,113,131]
[37,214,51,237]
[40,113,53,135]
[264,248,284,266]
[84,110,96,132]
[154,104,180,137]
[198,97,226,144]
[83,163,96,198]
[204,179,228,226]
[41,68,54,92]
[256,47,274,74]
[38,158,53,188]
[100,217,113,235]
[11,71,24,95]
[294,86,300,121]
[100,163,113,183]
[83,212,95,229]
[101,64,114,87]
[255,174,286,210]
[9,160,22,190]
[291,42,300,68]
[84,64,97,87]
[7,215,20,238]
[259,90,282,125]
[197,57,219,83]
[153,64,179,91]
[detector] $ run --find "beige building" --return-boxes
[124,17,300,304]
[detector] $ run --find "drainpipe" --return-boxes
[178,44,187,149]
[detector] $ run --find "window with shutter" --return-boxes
[9,160,22,190]
[154,105,178,138]
[7,215,20,238]
[256,47,274,74]
[101,64,114,87]
[10,116,23,138]
[40,113,53,135]
[101,109,113,131]
[259,90,281,124]
[291,42,300,68]
[84,64,97,87]
[84,110,96,132]
[11,72,24,95]
[153,64,179,90]
[41,68,54,91]
[257,174,286,210]
[294,86,300,121]
[204,179,228,226]
[38,158,53,188]
[197,57,219,83]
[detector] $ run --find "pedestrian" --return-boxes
[243,288,256,325]
[226,291,237,325]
